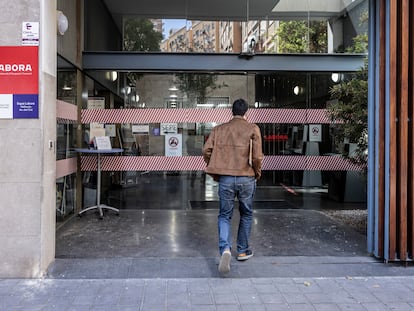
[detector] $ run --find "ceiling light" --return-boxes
[331,73,342,83]
[62,84,72,91]
[106,71,118,82]
[293,86,300,96]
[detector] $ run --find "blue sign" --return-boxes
[13,94,38,118]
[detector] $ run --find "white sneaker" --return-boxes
[218,250,231,274]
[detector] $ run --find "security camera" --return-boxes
[248,35,256,50]
[240,34,257,59]
[241,35,256,56]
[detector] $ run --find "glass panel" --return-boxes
[56,56,79,222]
[80,70,367,207]
[134,73,249,109]
[83,0,368,54]
[57,56,78,159]
[56,173,77,222]
[57,56,77,104]
[112,0,368,55]
[81,0,369,213]
[57,72,77,102]
[56,123,77,160]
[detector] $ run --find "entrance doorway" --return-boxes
[55,71,367,262]
[81,71,367,207]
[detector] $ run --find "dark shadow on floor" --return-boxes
[56,209,367,259]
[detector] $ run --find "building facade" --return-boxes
[0,0,412,278]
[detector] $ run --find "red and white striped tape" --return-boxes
[81,108,334,124]
[80,155,362,172]
[247,109,332,124]
[57,117,77,124]
[262,155,361,171]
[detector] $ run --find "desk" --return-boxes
[75,148,123,219]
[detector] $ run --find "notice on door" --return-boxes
[165,134,182,157]
[309,124,322,142]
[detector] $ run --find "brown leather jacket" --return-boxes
[202,116,263,180]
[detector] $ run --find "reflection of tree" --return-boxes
[328,60,368,167]
[123,18,163,52]
[327,9,368,167]
[345,9,368,54]
[276,20,327,53]
[175,73,228,106]
[123,18,163,87]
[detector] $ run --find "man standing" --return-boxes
[202,98,263,274]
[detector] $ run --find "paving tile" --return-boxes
[337,303,367,311]
[287,303,317,311]
[258,293,285,304]
[239,305,267,311]
[254,284,279,294]
[262,303,291,311]
[313,303,342,311]
[282,292,309,304]
[189,292,214,305]
[216,305,240,311]
[213,293,238,304]
[236,292,262,304]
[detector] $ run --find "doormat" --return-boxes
[189,200,296,210]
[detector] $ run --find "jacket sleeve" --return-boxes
[252,125,264,180]
[202,128,215,164]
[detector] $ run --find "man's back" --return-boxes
[203,116,263,179]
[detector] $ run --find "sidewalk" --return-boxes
[1,275,414,310]
[14,207,411,310]
[2,256,414,310]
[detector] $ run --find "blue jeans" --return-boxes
[218,176,256,255]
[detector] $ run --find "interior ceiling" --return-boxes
[102,0,356,32]
[103,0,281,21]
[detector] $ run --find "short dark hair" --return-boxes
[232,98,248,116]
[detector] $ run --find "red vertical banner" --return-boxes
[0,46,39,118]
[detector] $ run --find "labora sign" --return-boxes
[0,64,33,73]
[0,46,38,119]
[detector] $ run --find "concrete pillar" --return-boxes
[0,0,57,277]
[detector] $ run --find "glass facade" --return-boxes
[77,69,366,209]
[56,0,369,221]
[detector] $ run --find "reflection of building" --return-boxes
[219,21,242,52]
[161,26,188,52]
[161,2,368,54]
[161,20,279,53]
[161,21,219,52]
[190,21,218,52]
[151,19,163,34]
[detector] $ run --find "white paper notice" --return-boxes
[94,136,112,150]
[165,134,182,156]
[309,124,322,142]
[22,22,39,46]
[0,94,13,119]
